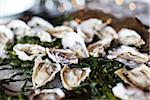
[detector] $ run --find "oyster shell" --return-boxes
[7,19,30,38]
[118,28,145,47]
[112,83,150,100]
[32,57,61,88]
[115,64,150,91]
[78,18,103,43]
[46,48,78,65]
[62,32,89,58]
[49,26,73,38]
[25,28,52,42]
[0,65,32,96]
[60,65,91,90]
[13,44,46,61]
[29,88,65,100]
[107,45,149,67]
[27,16,54,31]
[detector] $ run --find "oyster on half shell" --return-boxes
[112,83,150,100]
[118,28,145,47]
[107,45,149,67]
[29,88,65,100]
[115,64,150,91]
[60,65,91,90]
[28,16,54,31]
[32,57,61,88]
[62,32,89,58]
[46,48,78,65]
[13,44,46,61]
[49,26,73,38]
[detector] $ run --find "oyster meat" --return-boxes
[46,48,78,65]
[62,32,89,58]
[107,45,149,67]
[29,88,65,100]
[118,28,145,47]
[32,57,61,88]
[115,64,150,91]
[28,16,54,31]
[60,65,91,90]
[112,83,150,100]
[13,44,46,61]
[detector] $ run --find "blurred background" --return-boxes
[0,0,149,26]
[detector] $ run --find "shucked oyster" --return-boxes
[0,25,14,58]
[112,83,150,100]
[28,16,54,31]
[32,57,61,88]
[107,45,149,67]
[115,64,150,91]
[29,88,65,100]
[0,25,14,47]
[46,48,78,65]
[62,32,89,58]
[118,28,145,47]
[49,26,73,38]
[25,28,52,42]
[78,18,103,43]
[13,44,46,61]
[60,65,91,90]
[7,19,30,38]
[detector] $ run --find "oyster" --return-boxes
[29,88,65,100]
[112,83,150,100]
[49,26,73,38]
[64,20,79,30]
[78,18,103,43]
[46,48,78,64]
[28,16,54,31]
[60,65,91,90]
[32,57,61,88]
[13,44,46,61]
[118,28,145,47]
[25,28,52,42]
[7,19,30,38]
[62,32,89,58]
[107,45,149,67]
[0,25,14,47]
[115,64,150,91]
[0,25,14,58]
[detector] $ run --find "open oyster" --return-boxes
[62,32,89,58]
[28,16,54,31]
[118,28,145,47]
[7,19,30,38]
[29,88,65,100]
[32,57,61,88]
[112,83,150,100]
[46,48,78,65]
[78,18,103,43]
[49,26,73,38]
[25,28,52,42]
[60,65,91,90]
[107,45,149,67]
[0,25,14,58]
[13,44,46,61]
[0,25,14,47]
[115,64,150,91]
